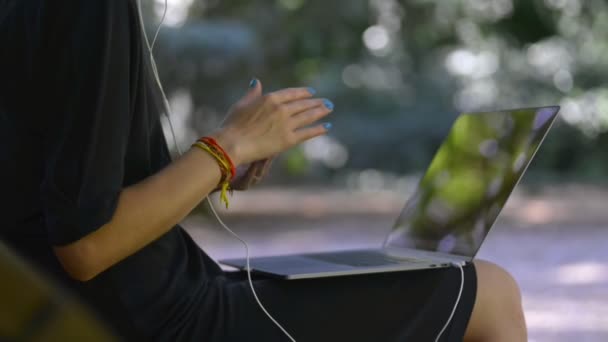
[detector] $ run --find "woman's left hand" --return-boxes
[214,78,276,191]
[230,157,275,190]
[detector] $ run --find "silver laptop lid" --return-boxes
[384,106,560,260]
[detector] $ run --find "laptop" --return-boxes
[220,106,561,279]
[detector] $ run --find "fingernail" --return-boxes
[323,99,334,110]
[307,87,316,95]
[249,78,257,88]
[323,122,333,131]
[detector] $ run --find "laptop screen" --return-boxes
[384,106,560,259]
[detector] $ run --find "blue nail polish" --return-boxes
[323,122,333,130]
[307,87,316,95]
[249,78,257,88]
[323,99,334,110]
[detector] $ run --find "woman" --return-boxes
[0,1,526,341]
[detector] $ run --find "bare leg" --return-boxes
[464,260,527,342]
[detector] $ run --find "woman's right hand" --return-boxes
[209,79,334,166]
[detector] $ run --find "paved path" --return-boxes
[183,187,608,341]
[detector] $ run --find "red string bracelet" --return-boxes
[198,137,236,179]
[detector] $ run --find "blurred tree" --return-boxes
[142,0,608,186]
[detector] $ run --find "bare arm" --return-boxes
[53,83,333,281]
[54,147,224,281]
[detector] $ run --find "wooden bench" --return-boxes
[0,242,117,341]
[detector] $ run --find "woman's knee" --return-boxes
[465,260,526,341]
[475,260,522,306]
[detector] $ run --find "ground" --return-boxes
[183,187,608,342]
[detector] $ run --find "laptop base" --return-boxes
[220,248,452,280]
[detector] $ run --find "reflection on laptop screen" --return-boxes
[385,107,559,258]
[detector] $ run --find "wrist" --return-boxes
[208,130,242,167]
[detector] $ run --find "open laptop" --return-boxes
[220,106,561,279]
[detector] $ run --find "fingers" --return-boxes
[224,80,334,163]
[281,98,328,117]
[238,78,264,108]
[264,87,315,106]
[231,158,273,190]
[231,164,257,190]
[253,158,274,178]
[290,102,333,129]
[294,123,331,142]
[248,78,263,97]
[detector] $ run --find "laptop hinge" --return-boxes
[384,246,471,264]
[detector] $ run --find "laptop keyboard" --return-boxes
[306,250,426,267]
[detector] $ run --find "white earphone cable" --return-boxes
[136,0,182,156]
[206,199,297,341]
[434,264,464,342]
[136,3,463,342]
[135,1,296,341]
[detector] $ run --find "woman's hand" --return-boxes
[230,157,274,190]
[222,80,275,190]
[210,79,334,167]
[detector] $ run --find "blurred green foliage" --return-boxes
[143,0,608,186]
[389,108,557,255]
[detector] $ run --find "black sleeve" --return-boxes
[41,1,135,246]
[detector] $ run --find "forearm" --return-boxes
[54,147,225,281]
[52,82,332,281]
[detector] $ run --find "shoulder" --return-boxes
[41,0,140,64]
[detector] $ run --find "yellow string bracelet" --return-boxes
[191,141,233,208]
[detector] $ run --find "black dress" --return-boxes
[0,1,477,341]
